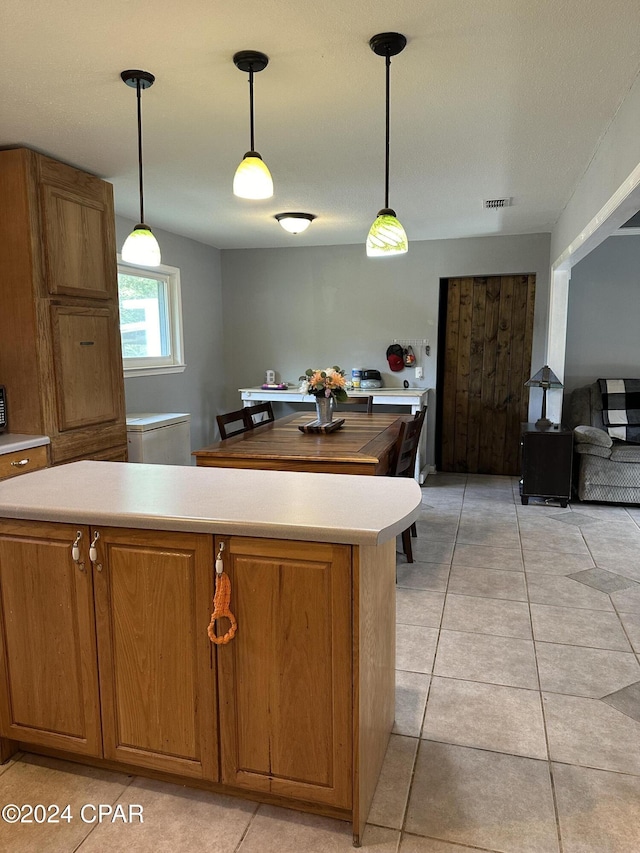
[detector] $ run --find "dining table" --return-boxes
[193,411,411,476]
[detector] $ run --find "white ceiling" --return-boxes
[2,1,639,251]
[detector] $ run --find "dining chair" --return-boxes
[216,408,251,440]
[244,401,275,428]
[388,406,426,563]
[336,395,374,414]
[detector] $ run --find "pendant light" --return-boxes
[233,50,273,199]
[275,213,315,234]
[366,33,408,258]
[120,70,161,267]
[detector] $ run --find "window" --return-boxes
[117,259,185,377]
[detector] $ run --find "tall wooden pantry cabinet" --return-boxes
[0,147,127,463]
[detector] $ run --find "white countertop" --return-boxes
[126,413,191,430]
[0,461,422,546]
[0,434,50,454]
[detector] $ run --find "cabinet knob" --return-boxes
[10,458,29,467]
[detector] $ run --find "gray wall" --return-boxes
[221,233,552,466]
[564,234,640,392]
[116,216,224,456]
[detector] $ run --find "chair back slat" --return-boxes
[389,407,426,478]
[245,401,275,428]
[336,395,374,414]
[216,408,251,440]
[217,402,276,439]
[389,406,426,563]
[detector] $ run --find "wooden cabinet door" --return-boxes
[39,157,117,300]
[50,304,124,432]
[0,520,102,756]
[217,536,353,809]
[93,527,218,780]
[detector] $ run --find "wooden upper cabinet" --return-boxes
[35,154,117,301]
[93,527,218,781]
[40,183,115,300]
[0,148,126,462]
[216,536,353,809]
[0,520,102,756]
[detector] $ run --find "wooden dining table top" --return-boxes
[193,411,411,476]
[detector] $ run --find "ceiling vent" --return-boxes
[484,197,512,209]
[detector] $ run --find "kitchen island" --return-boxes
[0,461,421,846]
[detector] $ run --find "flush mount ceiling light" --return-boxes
[275,213,316,234]
[366,32,408,258]
[120,70,161,267]
[233,50,273,200]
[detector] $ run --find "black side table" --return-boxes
[520,423,573,507]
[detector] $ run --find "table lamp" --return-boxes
[525,365,563,430]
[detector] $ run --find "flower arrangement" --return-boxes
[299,366,348,402]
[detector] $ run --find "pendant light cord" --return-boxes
[136,77,145,224]
[384,54,391,210]
[248,66,255,151]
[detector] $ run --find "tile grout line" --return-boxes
[73,772,138,852]
[609,596,640,667]
[232,800,261,853]
[393,475,464,850]
[518,491,565,853]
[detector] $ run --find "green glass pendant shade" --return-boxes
[233,151,273,199]
[367,33,408,258]
[121,224,162,266]
[366,209,408,257]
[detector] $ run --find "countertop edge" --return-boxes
[0,462,422,547]
[0,505,421,546]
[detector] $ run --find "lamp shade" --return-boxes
[366,209,408,257]
[367,33,408,258]
[233,51,273,199]
[233,152,273,200]
[525,365,563,389]
[120,70,160,266]
[275,213,315,234]
[121,224,162,266]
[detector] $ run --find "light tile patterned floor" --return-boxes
[1,473,639,852]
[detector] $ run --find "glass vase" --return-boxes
[315,395,334,425]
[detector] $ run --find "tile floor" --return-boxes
[2,473,640,852]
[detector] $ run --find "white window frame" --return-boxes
[117,258,186,378]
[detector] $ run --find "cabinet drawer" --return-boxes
[0,445,48,481]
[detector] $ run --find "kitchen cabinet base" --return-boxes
[0,737,18,763]
[14,743,355,829]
